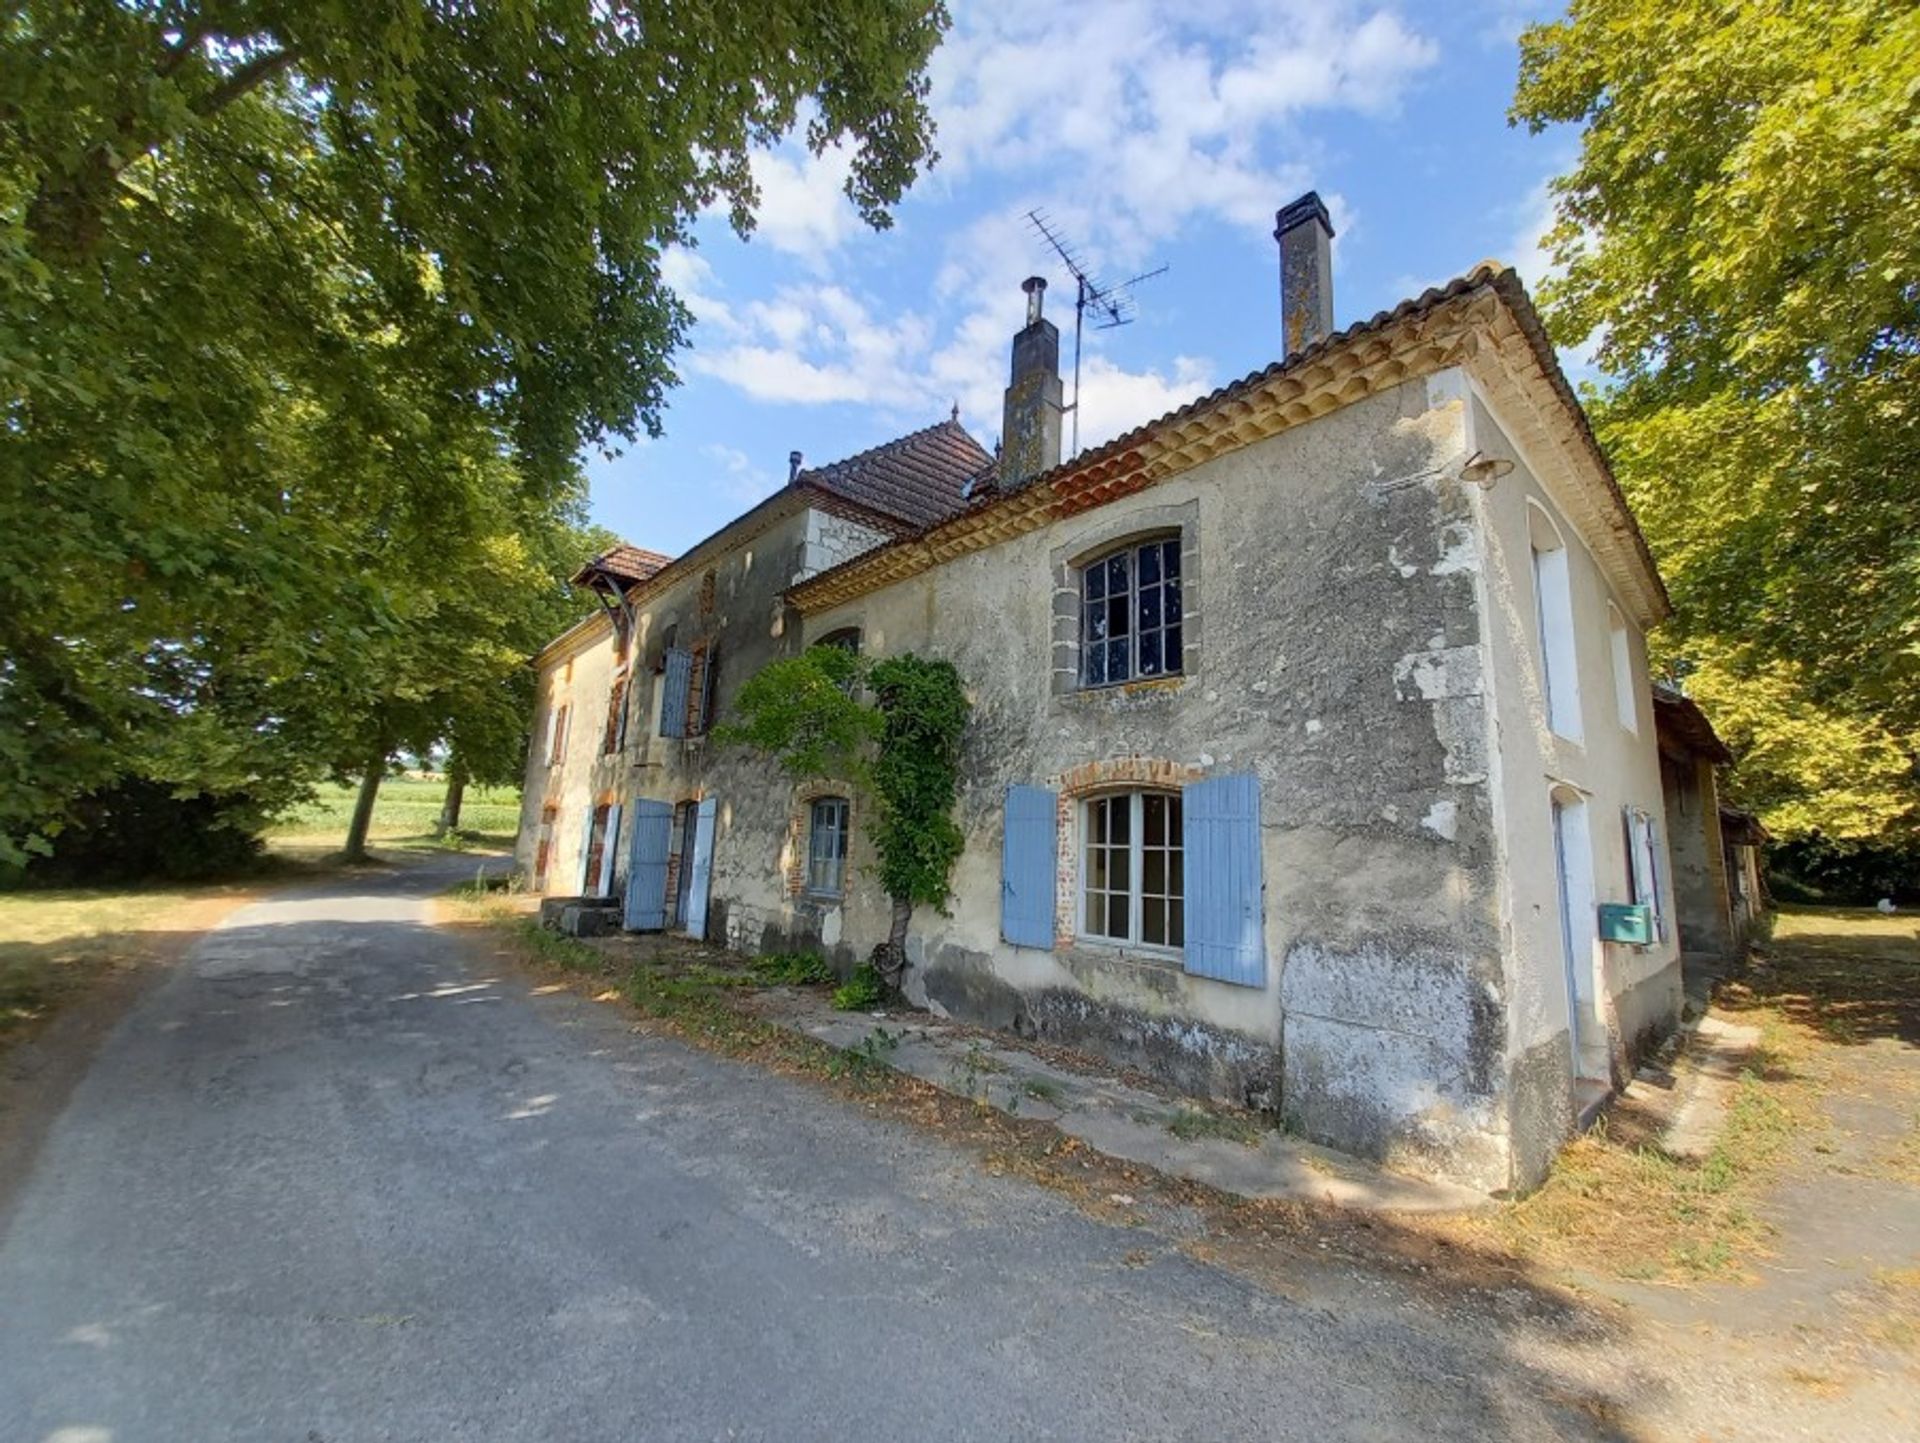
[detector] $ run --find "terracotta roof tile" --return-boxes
[571,543,673,587]
[797,418,993,529]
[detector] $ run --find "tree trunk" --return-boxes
[343,747,387,862]
[871,893,913,992]
[434,763,468,837]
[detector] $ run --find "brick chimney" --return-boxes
[1275,192,1335,357]
[1000,276,1063,489]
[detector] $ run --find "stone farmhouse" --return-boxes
[517,193,1690,1192]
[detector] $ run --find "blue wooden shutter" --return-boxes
[659,648,692,738]
[683,796,717,940]
[624,800,672,931]
[597,803,622,896]
[576,807,597,895]
[1001,785,1057,948]
[1182,774,1266,987]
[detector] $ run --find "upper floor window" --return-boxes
[1528,504,1582,742]
[1081,790,1184,950]
[544,702,572,765]
[603,674,629,754]
[1082,536,1183,688]
[1608,605,1637,734]
[819,627,861,655]
[807,796,850,897]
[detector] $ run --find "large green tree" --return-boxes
[1513,0,1920,843]
[0,0,946,863]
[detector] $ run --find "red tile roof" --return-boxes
[797,418,993,529]
[571,543,673,588]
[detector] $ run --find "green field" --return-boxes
[267,776,522,851]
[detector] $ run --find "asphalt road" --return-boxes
[0,859,1626,1442]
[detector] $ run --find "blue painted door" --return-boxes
[683,796,717,940]
[624,799,672,931]
[1001,784,1058,948]
[1181,774,1266,987]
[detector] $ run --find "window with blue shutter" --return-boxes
[623,800,673,931]
[1181,773,1266,987]
[576,805,599,895]
[659,647,692,738]
[1002,784,1058,948]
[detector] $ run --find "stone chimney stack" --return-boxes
[1000,276,1063,489]
[1275,191,1335,357]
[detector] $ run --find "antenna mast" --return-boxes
[1026,209,1167,457]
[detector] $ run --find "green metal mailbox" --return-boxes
[1597,902,1654,946]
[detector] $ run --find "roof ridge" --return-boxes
[796,415,988,485]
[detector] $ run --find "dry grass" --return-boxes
[0,883,255,1044]
[1475,1055,1800,1282]
[1457,905,1920,1283]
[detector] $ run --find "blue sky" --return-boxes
[587,0,1575,556]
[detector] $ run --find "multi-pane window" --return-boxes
[1082,791,1184,949]
[1082,537,1183,687]
[808,797,850,897]
[545,703,571,765]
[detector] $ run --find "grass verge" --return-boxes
[265,776,520,857]
[0,881,258,1048]
[1460,903,1920,1283]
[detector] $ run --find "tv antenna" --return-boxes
[1027,209,1167,456]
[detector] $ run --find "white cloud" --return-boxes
[929,2,1437,258]
[744,145,856,267]
[701,442,783,505]
[670,3,1440,459]
[1508,177,1559,293]
[685,285,935,413]
[1505,171,1606,377]
[1073,355,1216,451]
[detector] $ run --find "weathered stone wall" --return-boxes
[516,616,633,893]
[520,498,887,930]
[1662,754,1735,958]
[785,376,1520,1186]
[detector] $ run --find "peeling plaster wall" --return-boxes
[779,378,1523,1186]
[1465,383,1682,1185]
[516,618,629,892]
[519,501,881,929]
[1662,754,1735,958]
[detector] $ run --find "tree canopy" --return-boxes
[0,0,948,863]
[1514,0,1920,844]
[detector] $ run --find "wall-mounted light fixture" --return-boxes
[1459,449,1515,487]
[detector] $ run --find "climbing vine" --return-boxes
[717,646,970,989]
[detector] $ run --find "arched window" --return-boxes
[818,626,862,655]
[807,796,851,897]
[1081,536,1183,688]
[1528,504,1581,741]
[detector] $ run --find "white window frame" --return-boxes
[1528,504,1583,743]
[1078,790,1184,952]
[807,796,850,898]
[1608,605,1638,734]
[545,702,571,766]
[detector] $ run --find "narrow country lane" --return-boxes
[0,859,1626,1443]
